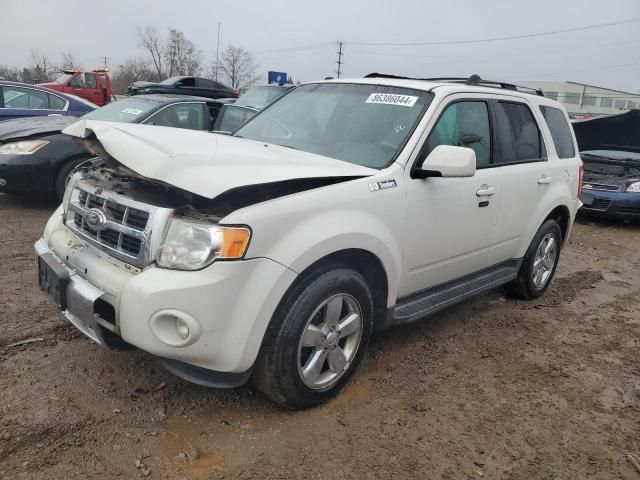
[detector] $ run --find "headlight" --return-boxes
[157,218,251,270]
[0,140,49,155]
[626,181,640,193]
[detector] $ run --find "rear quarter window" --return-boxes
[539,106,575,159]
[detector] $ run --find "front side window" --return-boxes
[540,105,575,159]
[143,103,205,130]
[421,101,491,167]
[494,102,545,163]
[234,83,433,169]
[2,86,49,109]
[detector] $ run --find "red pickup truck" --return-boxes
[38,69,116,106]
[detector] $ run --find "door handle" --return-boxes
[476,186,495,196]
[538,175,552,185]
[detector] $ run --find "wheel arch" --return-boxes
[543,204,571,245]
[267,248,391,343]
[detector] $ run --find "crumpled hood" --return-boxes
[573,109,640,154]
[62,120,377,199]
[0,116,79,142]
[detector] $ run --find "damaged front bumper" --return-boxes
[34,221,298,386]
[35,238,106,344]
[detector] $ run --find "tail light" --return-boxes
[234,90,240,97]
[577,165,584,198]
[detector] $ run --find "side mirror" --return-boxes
[414,145,476,178]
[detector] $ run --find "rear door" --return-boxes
[485,97,554,266]
[401,95,503,295]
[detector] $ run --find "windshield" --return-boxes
[54,73,73,85]
[234,83,432,169]
[82,97,164,123]
[236,87,289,110]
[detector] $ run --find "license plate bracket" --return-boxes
[37,252,70,310]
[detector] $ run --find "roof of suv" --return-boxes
[315,74,548,101]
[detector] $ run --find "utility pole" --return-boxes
[336,41,344,78]
[101,56,110,69]
[215,22,221,82]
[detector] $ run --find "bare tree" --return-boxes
[59,51,80,71]
[137,25,164,80]
[30,50,52,82]
[0,65,22,81]
[110,57,154,94]
[165,29,202,77]
[216,46,260,92]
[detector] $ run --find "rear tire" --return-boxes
[54,158,88,201]
[506,219,562,300]
[253,266,374,409]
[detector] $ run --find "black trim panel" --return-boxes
[387,259,522,328]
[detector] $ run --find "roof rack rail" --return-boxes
[364,73,545,97]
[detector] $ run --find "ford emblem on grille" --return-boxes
[85,208,108,231]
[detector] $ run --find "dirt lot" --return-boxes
[1,193,639,480]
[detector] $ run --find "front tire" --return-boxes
[506,219,562,299]
[253,267,374,409]
[54,158,88,201]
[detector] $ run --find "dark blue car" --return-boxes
[573,110,640,221]
[0,81,96,120]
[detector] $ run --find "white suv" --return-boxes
[35,75,583,409]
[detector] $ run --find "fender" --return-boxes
[224,173,406,307]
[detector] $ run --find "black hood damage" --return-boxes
[0,116,78,142]
[573,109,640,155]
[76,155,363,220]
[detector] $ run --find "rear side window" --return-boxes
[422,101,491,167]
[539,106,575,159]
[494,102,545,163]
[48,94,66,110]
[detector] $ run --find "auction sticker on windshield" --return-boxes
[121,108,144,115]
[366,93,418,107]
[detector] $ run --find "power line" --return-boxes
[251,42,335,55]
[347,17,640,47]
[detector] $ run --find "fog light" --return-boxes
[0,178,6,187]
[176,318,190,340]
[149,309,201,347]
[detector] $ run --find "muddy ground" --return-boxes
[0,193,639,480]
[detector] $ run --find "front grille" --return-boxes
[618,206,640,214]
[583,198,612,211]
[582,182,620,192]
[65,181,173,267]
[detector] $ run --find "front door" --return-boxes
[400,97,502,297]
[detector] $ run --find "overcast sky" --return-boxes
[1,0,639,92]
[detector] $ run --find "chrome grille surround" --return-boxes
[65,180,173,268]
[582,182,620,192]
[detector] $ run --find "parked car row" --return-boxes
[0,84,291,199]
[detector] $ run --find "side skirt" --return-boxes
[386,259,522,328]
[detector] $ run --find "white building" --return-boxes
[524,81,640,116]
